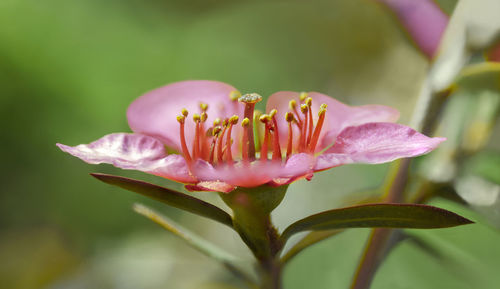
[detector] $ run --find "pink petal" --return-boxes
[376,0,448,58]
[127,80,243,152]
[189,152,315,188]
[315,123,445,171]
[266,91,399,152]
[192,160,281,188]
[185,181,236,193]
[57,133,195,183]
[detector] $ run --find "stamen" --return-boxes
[226,115,238,164]
[289,99,303,128]
[309,104,327,153]
[285,112,294,161]
[269,109,282,162]
[217,119,228,163]
[181,108,189,117]
[229,90,241,102]
[199,102,208,112]
[192,113,201,159]
[239,93,262,161]
[259,114,271,161]
[177,115,192,163]
[299,104,308,152]
[253,110,263,153]
[241,117,250,164]
[209,126,222,164]
[200,112,209,160]
[306,97,313,145]
[299,92,308,102]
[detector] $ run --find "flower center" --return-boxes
[176,92,327,166]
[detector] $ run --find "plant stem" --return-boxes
[259,258,283,289]
[219,186,287,289]
[350,159,410,289]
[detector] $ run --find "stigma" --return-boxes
[176,93,327,167]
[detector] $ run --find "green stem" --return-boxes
[219,185,288,289]
[259,258,283,289]
[350,158,411,289]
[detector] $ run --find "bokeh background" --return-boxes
[1,0,500,288]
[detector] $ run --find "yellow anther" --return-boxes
[200,112,208,122]
[193,113,201,122]
[181,108,189,117]
[212,126,222,136]
[259,114,270,123]
[199,102,208,111]
[239,93,263,104]
[300,104,308,114]
[229,115,239,124]
[213,118,221,126]
[289,99,297,110]
[285,112,295,122]
[176,115,185,124]
[305,97,312,107]
[241,117,250,127]
[222,118,228,127]
[299,92,308,101]
[269,109,277,118]
[230,90,241,101]
[318,103,328,116]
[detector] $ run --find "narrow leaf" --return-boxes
[133,203,257,287]
[91,173,233,227]
[281,203,473,242]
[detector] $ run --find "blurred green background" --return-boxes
[2,0,500,288]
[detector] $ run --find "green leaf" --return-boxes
[281,203,473,242]
[133,203,258,288]
[91,173,233,227]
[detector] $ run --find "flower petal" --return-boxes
[315,123,445,171]
[377,0,448,58]
[185,181,236,193]
[266,91,399,152]
[57,133,195,183]
[127,80,242,152]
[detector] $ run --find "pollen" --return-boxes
[199,102,208,111]
[229,90,241,101]
[299,92,308,101]
[229,115,239,124]
[200,112,208,122]
[175,90,327,168]
[305,97,312,107]
[238,93,263,104]
[241,117,250,127]
[212,126,222,136]
[300,104,308,114]
[269,109,277,118]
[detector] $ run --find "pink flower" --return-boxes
[57,80,444,193]
[376,0,448,59]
